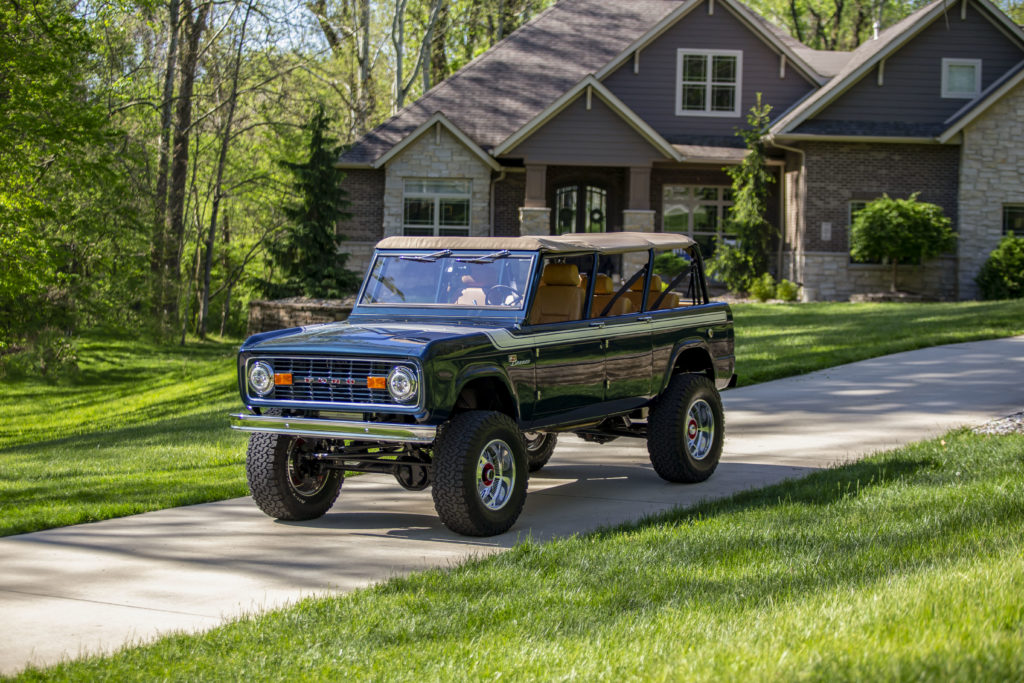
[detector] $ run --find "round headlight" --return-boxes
[248,361,274,397]
[387,366,418,403]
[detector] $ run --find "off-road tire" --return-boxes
[432,411,528,536]
[524,432,558,473]
[245,431,343,520]
[647,373,724,483]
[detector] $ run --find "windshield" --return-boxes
[359,251,535,309]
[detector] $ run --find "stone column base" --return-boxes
[518,207,551,236]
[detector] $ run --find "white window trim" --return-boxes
[661,185,734,236]
[402,178,472,236]
[675,49,743,118]
[941,58,982,99]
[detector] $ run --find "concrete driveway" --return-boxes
[2,335,1023,675]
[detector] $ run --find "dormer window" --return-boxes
[676,49,742,117]
[941,58,981,99]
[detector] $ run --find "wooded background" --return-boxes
[2,0,1022,371]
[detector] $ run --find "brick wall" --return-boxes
[494,174,525,236]
[337,168,384,275]
[801,142,960,253]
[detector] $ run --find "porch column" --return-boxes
[623,167,656,275]
[519,163,550,236]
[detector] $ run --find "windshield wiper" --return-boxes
[455,250,510,264]
[400,249,451,263]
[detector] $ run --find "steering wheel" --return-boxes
[485,285,522,306]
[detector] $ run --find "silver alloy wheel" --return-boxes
[523,431,545,452]
[477,438,516,511]
[286,440,330,497]
[685,399,715,461]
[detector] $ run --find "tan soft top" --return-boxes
[376,232,695,255]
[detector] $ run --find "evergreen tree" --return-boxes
[263,105,359,299]
[708,94,776,293]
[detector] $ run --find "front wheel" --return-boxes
[432,411,528,536]
[647,374,724,483]
[246,432,343,520]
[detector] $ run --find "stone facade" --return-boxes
[957,82,1024,299]
[519,207,551,236]
[383,125,493,239]
[785,252,956,301]
[247,298,354,335]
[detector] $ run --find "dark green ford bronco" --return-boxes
[231,232,735,536]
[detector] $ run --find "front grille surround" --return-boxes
[244,355,422,411]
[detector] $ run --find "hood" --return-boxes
[241,321,498,357]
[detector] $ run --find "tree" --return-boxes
[850,193,956,293]
[262,105,360,299]
[708,94,776,293]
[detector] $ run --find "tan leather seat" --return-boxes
[624,275,679,311]
[591,273,633,317]
[529,263,584,324]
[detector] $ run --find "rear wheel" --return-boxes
[432,411,528,536]
[523,431,558,472]
[647,374,724,483]
[246,432,343,520]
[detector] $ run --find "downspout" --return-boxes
[490,167,507,237]
[767,135,805,285]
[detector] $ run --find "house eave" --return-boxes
[937,59,1024,143]
[771,133,946,144]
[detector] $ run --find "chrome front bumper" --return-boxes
[229,413,437,444]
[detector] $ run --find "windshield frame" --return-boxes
[355,249,539,312]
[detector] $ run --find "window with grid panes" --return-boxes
[403,179,471,236]
[676,49,742,117]
[662,185,734,259]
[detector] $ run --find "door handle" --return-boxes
[638,316,653,322]
[589,321,606,328]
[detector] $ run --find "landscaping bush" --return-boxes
[653,252,688,279]
[749,273,776,302]
[849,193,955,293]
[976,233,1024,300]
[775,279,800,302]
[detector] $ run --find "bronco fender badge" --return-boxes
[508,354,531,367]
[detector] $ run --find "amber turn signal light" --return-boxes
[274,373,292,386]
[367,376,387,389]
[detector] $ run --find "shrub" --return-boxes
[776,279,800,302]
[976,233,1024,300]
[707,243,756,294]
[749,273,776,302]
[653,252,688,279]
[849,193,955,293]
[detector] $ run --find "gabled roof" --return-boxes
[938,59,1024,142]
[337,0,680,167]
[771,0,1024,136]
[368,112,501,171]
[492,76,682,161]
[337,0,843,168]
[592,0,829,85]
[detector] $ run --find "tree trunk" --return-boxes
[891,259,898,294]
[199,2,250,339]
[153,0,180,303]
[165,0,210,327]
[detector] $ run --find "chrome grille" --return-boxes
[254,356,411,407]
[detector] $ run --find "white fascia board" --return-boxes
[492,75,683,162]
[372,112,501,171]
[973,0,1024,46]
[593,0,824,86]
[938,61,1024,142]
[771,0,955,135]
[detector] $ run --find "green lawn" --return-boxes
[733,299,1024,386]
[16,429,1024,681]
[2,300,1023,537]
[0,336,248,536]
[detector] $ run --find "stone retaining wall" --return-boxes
[247,298,355,335]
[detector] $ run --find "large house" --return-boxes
[335,0,1024,300]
